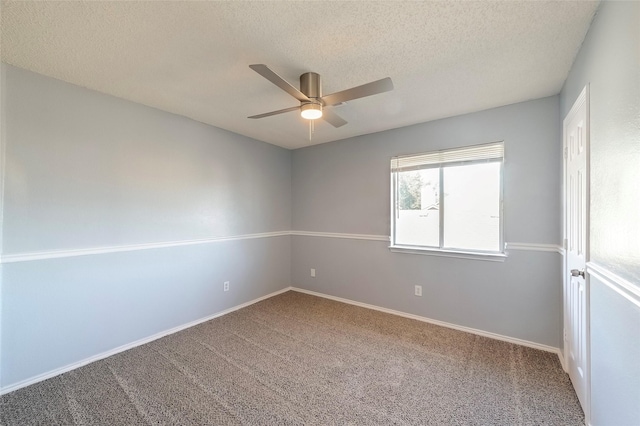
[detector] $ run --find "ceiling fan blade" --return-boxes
[321,77,394,106]
[321,109,348,128]
[248,106,300,119]
[249,64,310,103]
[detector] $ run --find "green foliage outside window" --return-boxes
[398,171,422,210]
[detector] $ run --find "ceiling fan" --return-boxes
[248,64,394,128]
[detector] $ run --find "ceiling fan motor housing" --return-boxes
[248,64,393,128]
[300,72,321,100]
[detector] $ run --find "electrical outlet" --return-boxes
[311,268,316,278]
[224,281,229,292]
[414,285,422,297]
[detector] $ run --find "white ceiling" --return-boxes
[1,1,598,150]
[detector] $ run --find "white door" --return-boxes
[564,87,589,410]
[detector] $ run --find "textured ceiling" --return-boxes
[1,1,599,149]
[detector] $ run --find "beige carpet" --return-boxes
[1,291,584,425]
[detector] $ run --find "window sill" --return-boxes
[388,245,507,262]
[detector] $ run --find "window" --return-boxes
[390,142,505,259]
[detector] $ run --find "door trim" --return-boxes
[562,85,591,423]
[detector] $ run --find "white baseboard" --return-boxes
[2,285,567,395]
[291,287,564,362]
[0,286,292,396]
[557,348,567,372]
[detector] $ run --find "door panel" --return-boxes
[564,90,588,410]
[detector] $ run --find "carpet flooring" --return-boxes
[1,291,584,425]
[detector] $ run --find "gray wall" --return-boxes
[561,1,640,282]
[560,2,640,424]
[4,7,638,423]
[588,274,640,426]
[0,64,292,389]
[292,96,563,348]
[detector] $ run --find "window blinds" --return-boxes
[391,141,504,172]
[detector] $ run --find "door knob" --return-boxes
[571,269,585,278]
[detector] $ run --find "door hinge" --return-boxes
[564,147,568,159]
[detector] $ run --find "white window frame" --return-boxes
[390,141,507,261]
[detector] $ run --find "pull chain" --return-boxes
[308,119,315,141]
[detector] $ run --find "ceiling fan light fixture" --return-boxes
[248,64,393,128]
[301,102,323,120]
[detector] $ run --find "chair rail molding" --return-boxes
[0,231,291,264]
[586,262,640,308]
[0,230,566,264]
[290,230,390,241]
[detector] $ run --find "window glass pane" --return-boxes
[395,168,440,247]
[443,162,501,251]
